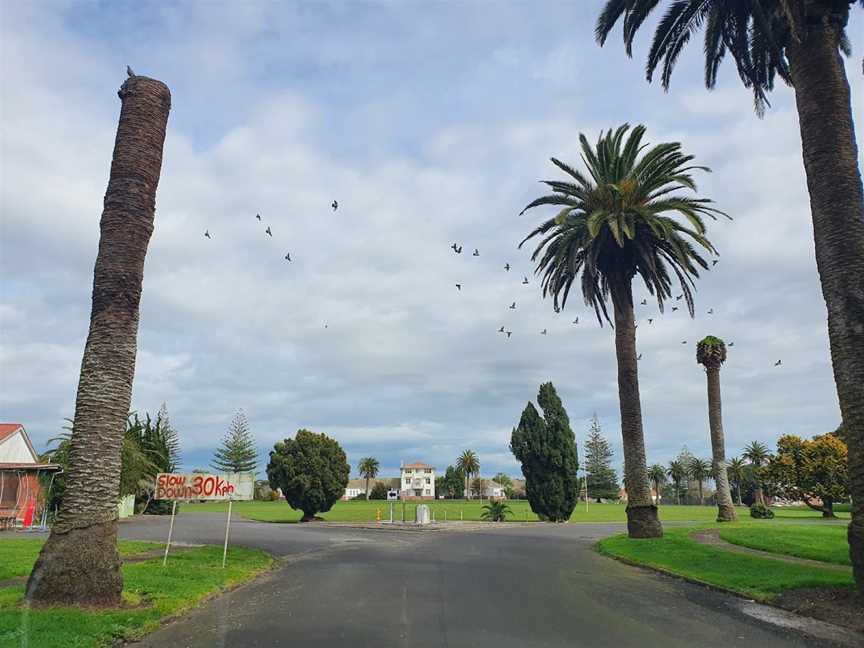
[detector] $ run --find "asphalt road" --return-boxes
[120,514,843,648]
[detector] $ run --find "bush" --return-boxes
[750,503,775,519]
[266,429,350,521]
[369,481,389,500]
[353,493,368,501]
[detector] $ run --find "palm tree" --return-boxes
[358,457,380,500]
[596,0,864,594]
[696,336,737,522]
[727,456,747,506]
[647,464,666,506]
[481,500,513,522]
[688,458,712,506]
[666,460,686,505]
[456,450,479,500]
[743,441,770,506]
[26,74,172,607]
[520,124,726,538]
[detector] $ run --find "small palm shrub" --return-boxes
[749,504,775,519]
[481,500,512,522]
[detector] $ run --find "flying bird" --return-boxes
[256,213,261,221]
[554,306,561,314]
[504,263,511,272]
[509,302,516,309]
[676,294,683,301]
[506,331,512,338]
[285,253,291,261]
[498,326,505,333]
[265,226,272,237]
[473,249,480,257]
[332,200,338,211]
[541,329,547,335]
[708,308,714,314]
[522,277,529,285]
[648,318,653,324]
[456,245,463,254]
[774,359,782,366]
[640,299,647,306]
[637,353,642,360]
[455,284,462,291]
[729,342,735,347]
[672,307,679,312]
[572,318,579,324]
[712,259,719,266]
[681,340,687,344]
[126,65,135,77]
[204,230,211,239]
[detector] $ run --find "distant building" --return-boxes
[341,477,399,500]
[400,462,435,500]
[0,423,61,528]
[467,479,508,500]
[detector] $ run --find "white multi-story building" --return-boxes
[400,462,435,500]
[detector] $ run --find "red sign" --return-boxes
[154,472,254,501]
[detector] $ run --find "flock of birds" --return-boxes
[199,198,782,368]
[446,241,783,367]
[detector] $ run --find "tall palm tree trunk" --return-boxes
[705,367,736,522]
[611,279,661,538]
[365,476,370,500]
[26,75,171,607]
[786,17,864,593]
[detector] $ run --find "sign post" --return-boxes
[154,472,254,568]
[163,500,177,567]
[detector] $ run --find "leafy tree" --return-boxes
[358,457,380,499]
[688,458,712,505]
[647,464,666,506]
[595,0,864,595]
[743,441,771,506]
[266,429,349,521]
[437,465,464,499]
[126,412,178,515]
[27,76,172,608]
[369,481,389,500]
[481,500,513,522]
[767,433,849,518]
[696,336,736,521]
[666,460,687,505]
[493,472,515,498]
[212,410,258,474]
[584,415,619,501]
[456,450,479,500]
[519,125,725,538]
[727,457,748,507]
[510,382,579,522]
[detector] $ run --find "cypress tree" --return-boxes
[510,382,579,521]
[584,415,619,501]
[212,410,258,474]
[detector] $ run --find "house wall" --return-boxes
[0,431,36,464]
[399,467,435,499]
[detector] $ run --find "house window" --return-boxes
[424,489,430,495]
[425,478,430,484]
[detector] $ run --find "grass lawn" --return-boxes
[0,539,161,582]
[0,539,272,648]
[183,499,847,524]
[718,524,851,566]
[597,526,854,601]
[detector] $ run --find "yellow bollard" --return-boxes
[376,508,381,522]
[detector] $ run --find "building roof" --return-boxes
[0,424,24,443]
[346,477,400,490]
[402,462,434,469]
[0,462,62,472]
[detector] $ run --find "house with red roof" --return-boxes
[0,424,61,528]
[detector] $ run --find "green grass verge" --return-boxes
[0,540,272,648]
[183,499,848,524]
[718,524,851,566]
[0,539,160,582]
[597,526,853,601]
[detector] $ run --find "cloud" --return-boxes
[1,2,859,482]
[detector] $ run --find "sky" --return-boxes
[2,1,862,481]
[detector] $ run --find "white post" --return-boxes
[162,500,177,567]
[222,500,233,569]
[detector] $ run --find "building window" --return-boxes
[425,478,430,484]
[425,489,430,495]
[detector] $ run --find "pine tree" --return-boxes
[510,382,579,521]
[212,410,258,474]
[584,415,619,501]
[156,403,181,471]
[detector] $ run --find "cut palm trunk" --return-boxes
[26,74,171,607]
[787,23,864,591]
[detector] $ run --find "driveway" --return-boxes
[121,514,844,648]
